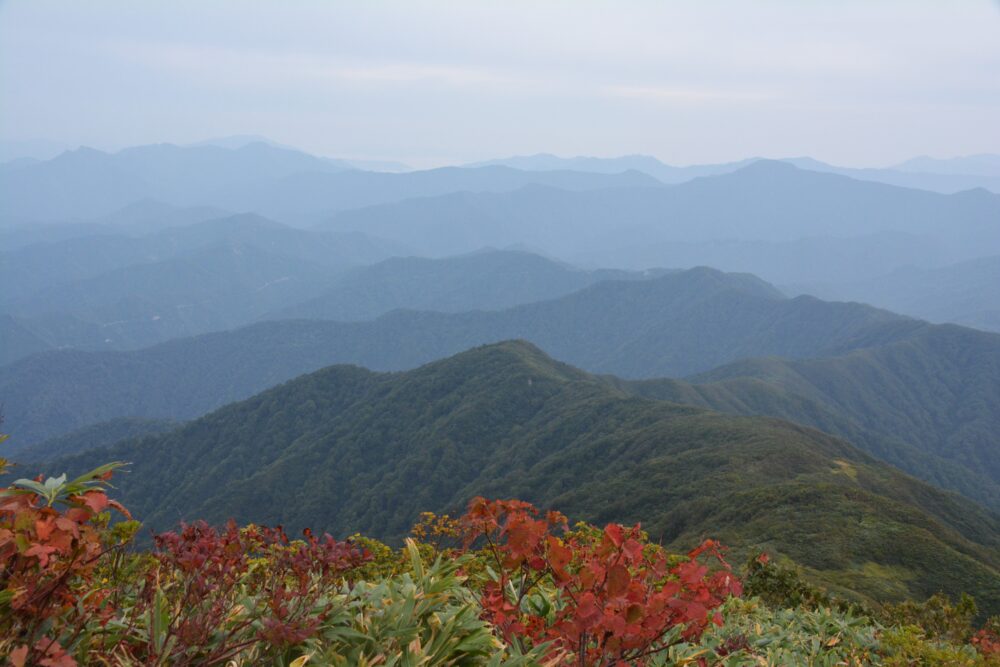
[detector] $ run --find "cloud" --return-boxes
[602,84,774,105]
[108,41,534,91]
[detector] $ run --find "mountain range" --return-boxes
[320,161,1000,284]
[0,213,407,353]
[4,267,999,515]
[471,153,1000,194]
[0,142,659,223]
[791,255,1000,333]
[30,341,1000,613]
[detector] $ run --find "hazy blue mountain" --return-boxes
[781,156,1000,194]
[0,147,155,221]
[1,215,411,356]
[0,267,910,447]
[206,165,661,224]
[93,199,231,233]
[5,243,337,350]
[187,135,410,171]
[0,200,230,252]
[0,138,72,162]
[0,142,346,219]
[321,162,1000,271]
[467,153,1000,193]
[788,256,1000,333]
[0,314,51,366]
[1,142,661,222]
[1,213,405,303]
[31,341,1000,612]
[0,157,42,172]
[268,250,659,322]
[19,417,179,462]
[585,231,944,285]
[466,153,756,183]
[894,154,1000,178]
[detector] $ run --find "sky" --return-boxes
[1,0,999,167]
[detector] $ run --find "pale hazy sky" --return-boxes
[1,0,999,167]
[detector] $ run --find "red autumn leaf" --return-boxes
[604,523,624,547]
[24,543,58,567]
[76,490,109,514]
[547,535,572,575]
[35,517,55,540]
[9,645,28,667]
[606,563,630,599]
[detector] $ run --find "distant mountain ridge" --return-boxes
[0,266,891,445]
[791,255,1000,333]
[321,161,1000,268]
[0,142,660,222]
[893,154,1000,178]
[0,213,408,355]
[470,153,1000,193]
[268,250,663,322]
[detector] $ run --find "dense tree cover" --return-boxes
[32,342,1000,614]
[2,463,999,665]
[687,324,1000,501]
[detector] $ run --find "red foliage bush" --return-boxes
[1,468,130,666]
[459,497,742,665]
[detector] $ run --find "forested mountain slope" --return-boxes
[4,268,998,515]
[688,324,1000,499]
[38,341,1000,613]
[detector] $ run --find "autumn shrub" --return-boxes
[8,453,1000,667]
[457,497,742,665]
[0,462,134,666]
[100,520,371,665]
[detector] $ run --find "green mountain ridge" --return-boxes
[36,341,1000,613]
[3,267,998,515]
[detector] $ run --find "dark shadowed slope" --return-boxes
[38,342,1000,613]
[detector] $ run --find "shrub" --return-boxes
[458,497,742,665]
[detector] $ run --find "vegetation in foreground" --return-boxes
[2,453,999,666]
